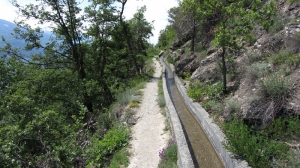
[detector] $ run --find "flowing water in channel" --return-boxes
[163,60,225,168]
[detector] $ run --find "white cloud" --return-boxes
[123,0,178,44]
[0,0,178,44]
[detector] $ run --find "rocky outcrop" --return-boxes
[285,21,300,53]
[190,51,222,83]
[253,31,285,54]
[175,54,197,76]
[164,0,300,131]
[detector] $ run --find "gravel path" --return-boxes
[127,58,171,168]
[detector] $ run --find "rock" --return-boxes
[200,51,220,67]
[127,116,137,126]
[285,21,300,53]
[175,54,197,75]
[251,31,285,54]
[182,54,202,73]
[207,47,217,55]
[243,98,283,130]
[170,49,182,62]
[191,62,222,83]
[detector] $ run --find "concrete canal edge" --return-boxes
[162,60,250,168]
[162,62,195,168]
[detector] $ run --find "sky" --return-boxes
[0,0,179,45]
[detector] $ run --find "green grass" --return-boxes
[157,78,166,108]
[157,96,166,108]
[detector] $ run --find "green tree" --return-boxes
[128,6,153,56]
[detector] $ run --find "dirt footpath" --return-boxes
[127,58,171,168]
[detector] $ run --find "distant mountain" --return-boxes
[0,19,53,57]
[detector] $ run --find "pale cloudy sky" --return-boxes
[0,0,179,44]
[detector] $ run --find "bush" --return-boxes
[86,124,130,167]
[203,100,224,115]
[225,98,242,115]
[247,62,270,80]
[205,82,223,100]
[183,72,191,80]
[167,56,175,64]
[187,80,204,101]
[188,80,223,101]
[271,52,300,68]
[223,118,288,168]
[268,14,287,34]
[115,88,136,106]
[247,52,263,63]
[264,116,300,140]
[158,140,178,168]
[109,149,130,168]
[261,74,292,99]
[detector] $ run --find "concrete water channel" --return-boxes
[162,59,225,168]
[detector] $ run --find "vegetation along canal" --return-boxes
[162,59,224,168]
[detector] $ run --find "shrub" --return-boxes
[247,62,270,80]
[109,149,130,168]
[183,72,191,80]
[158,140,178,168]
[205,81,223,100]
[225,98,242,115]
[223,118,288,168]
[261,74,292,99]
[167,56,175,64]
[271,52,300,68]
[268,14,287,34]
[188,80,223,101]
[86,124,130,167]
[115,88,136,106]
[264,116,300,140]
[203,100,224,115]
[247,52,263,63]
[187,80,204,101]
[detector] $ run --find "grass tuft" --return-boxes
[261,74,292,100]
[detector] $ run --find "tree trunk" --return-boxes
[191,18,195,53]
[221,46,227,94]
[119,0,139,74]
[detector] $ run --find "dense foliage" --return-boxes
[0,0,154,167]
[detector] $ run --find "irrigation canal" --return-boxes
[162,59,225,168]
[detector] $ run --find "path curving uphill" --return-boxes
[128,57,171,168]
